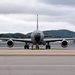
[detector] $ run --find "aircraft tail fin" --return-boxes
[37,14,38,30]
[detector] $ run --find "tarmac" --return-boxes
[0,47,75,75]
[0,47,75,56]
[0,54,75,75]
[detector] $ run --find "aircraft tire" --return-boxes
[46,45,51,49]
[24,45,29,49]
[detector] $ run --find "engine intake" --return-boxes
[7,39,14,47]
[61,40,68,48]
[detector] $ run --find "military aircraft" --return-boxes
[1,15,75,49]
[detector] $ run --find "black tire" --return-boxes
[46,45,51,49]
[24,45,29,49]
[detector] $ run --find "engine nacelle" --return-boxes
[61,40,68,48]
[7,39,14,47]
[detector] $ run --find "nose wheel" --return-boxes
[36,44,39,49]
[31,44,39,50]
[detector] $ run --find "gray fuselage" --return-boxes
[31,30,45,44]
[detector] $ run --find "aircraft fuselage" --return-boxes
[31,30,45,44]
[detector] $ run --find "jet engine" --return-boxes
[61,40,68,48]
[7,39,14,47]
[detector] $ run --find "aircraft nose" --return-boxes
[34,34,40,42]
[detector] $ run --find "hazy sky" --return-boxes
[0,0,75,34]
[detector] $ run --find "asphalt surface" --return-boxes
[0,49,75,55]
[0,55,75,75]
[0,41,74,75]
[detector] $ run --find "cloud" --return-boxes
[0,0,73,16]
[0,0,38,13]
[0,0,75,33]
[0,14,75,34]
[39,0,75,6]
[0,0,75,18]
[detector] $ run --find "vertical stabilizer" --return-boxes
[37,14,38,30]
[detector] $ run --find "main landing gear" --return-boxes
[24,42,51,49]
[46,42,51,49]
[24,42,29,49]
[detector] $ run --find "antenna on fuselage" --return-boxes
[37,14,38,30]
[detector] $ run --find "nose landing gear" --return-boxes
[36,44,39,49]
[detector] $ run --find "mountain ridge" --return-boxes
[0,29,75,38]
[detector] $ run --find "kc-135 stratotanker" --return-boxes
[0,15,75,49]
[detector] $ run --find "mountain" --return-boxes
[0,29,75,38]
[0,33,27,38]
[27,29,75,38]
[43,30,75,38]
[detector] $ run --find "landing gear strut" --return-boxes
[24,42,29,49]
[46,42,51,49]
[31,44,39,50]
[36,44,39,49]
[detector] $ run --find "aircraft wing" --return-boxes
[44,38,75,42]
[0,38,75,43]
[0,38,32,43]
[13,39,32,43]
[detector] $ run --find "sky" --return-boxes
[0,0,75,34]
